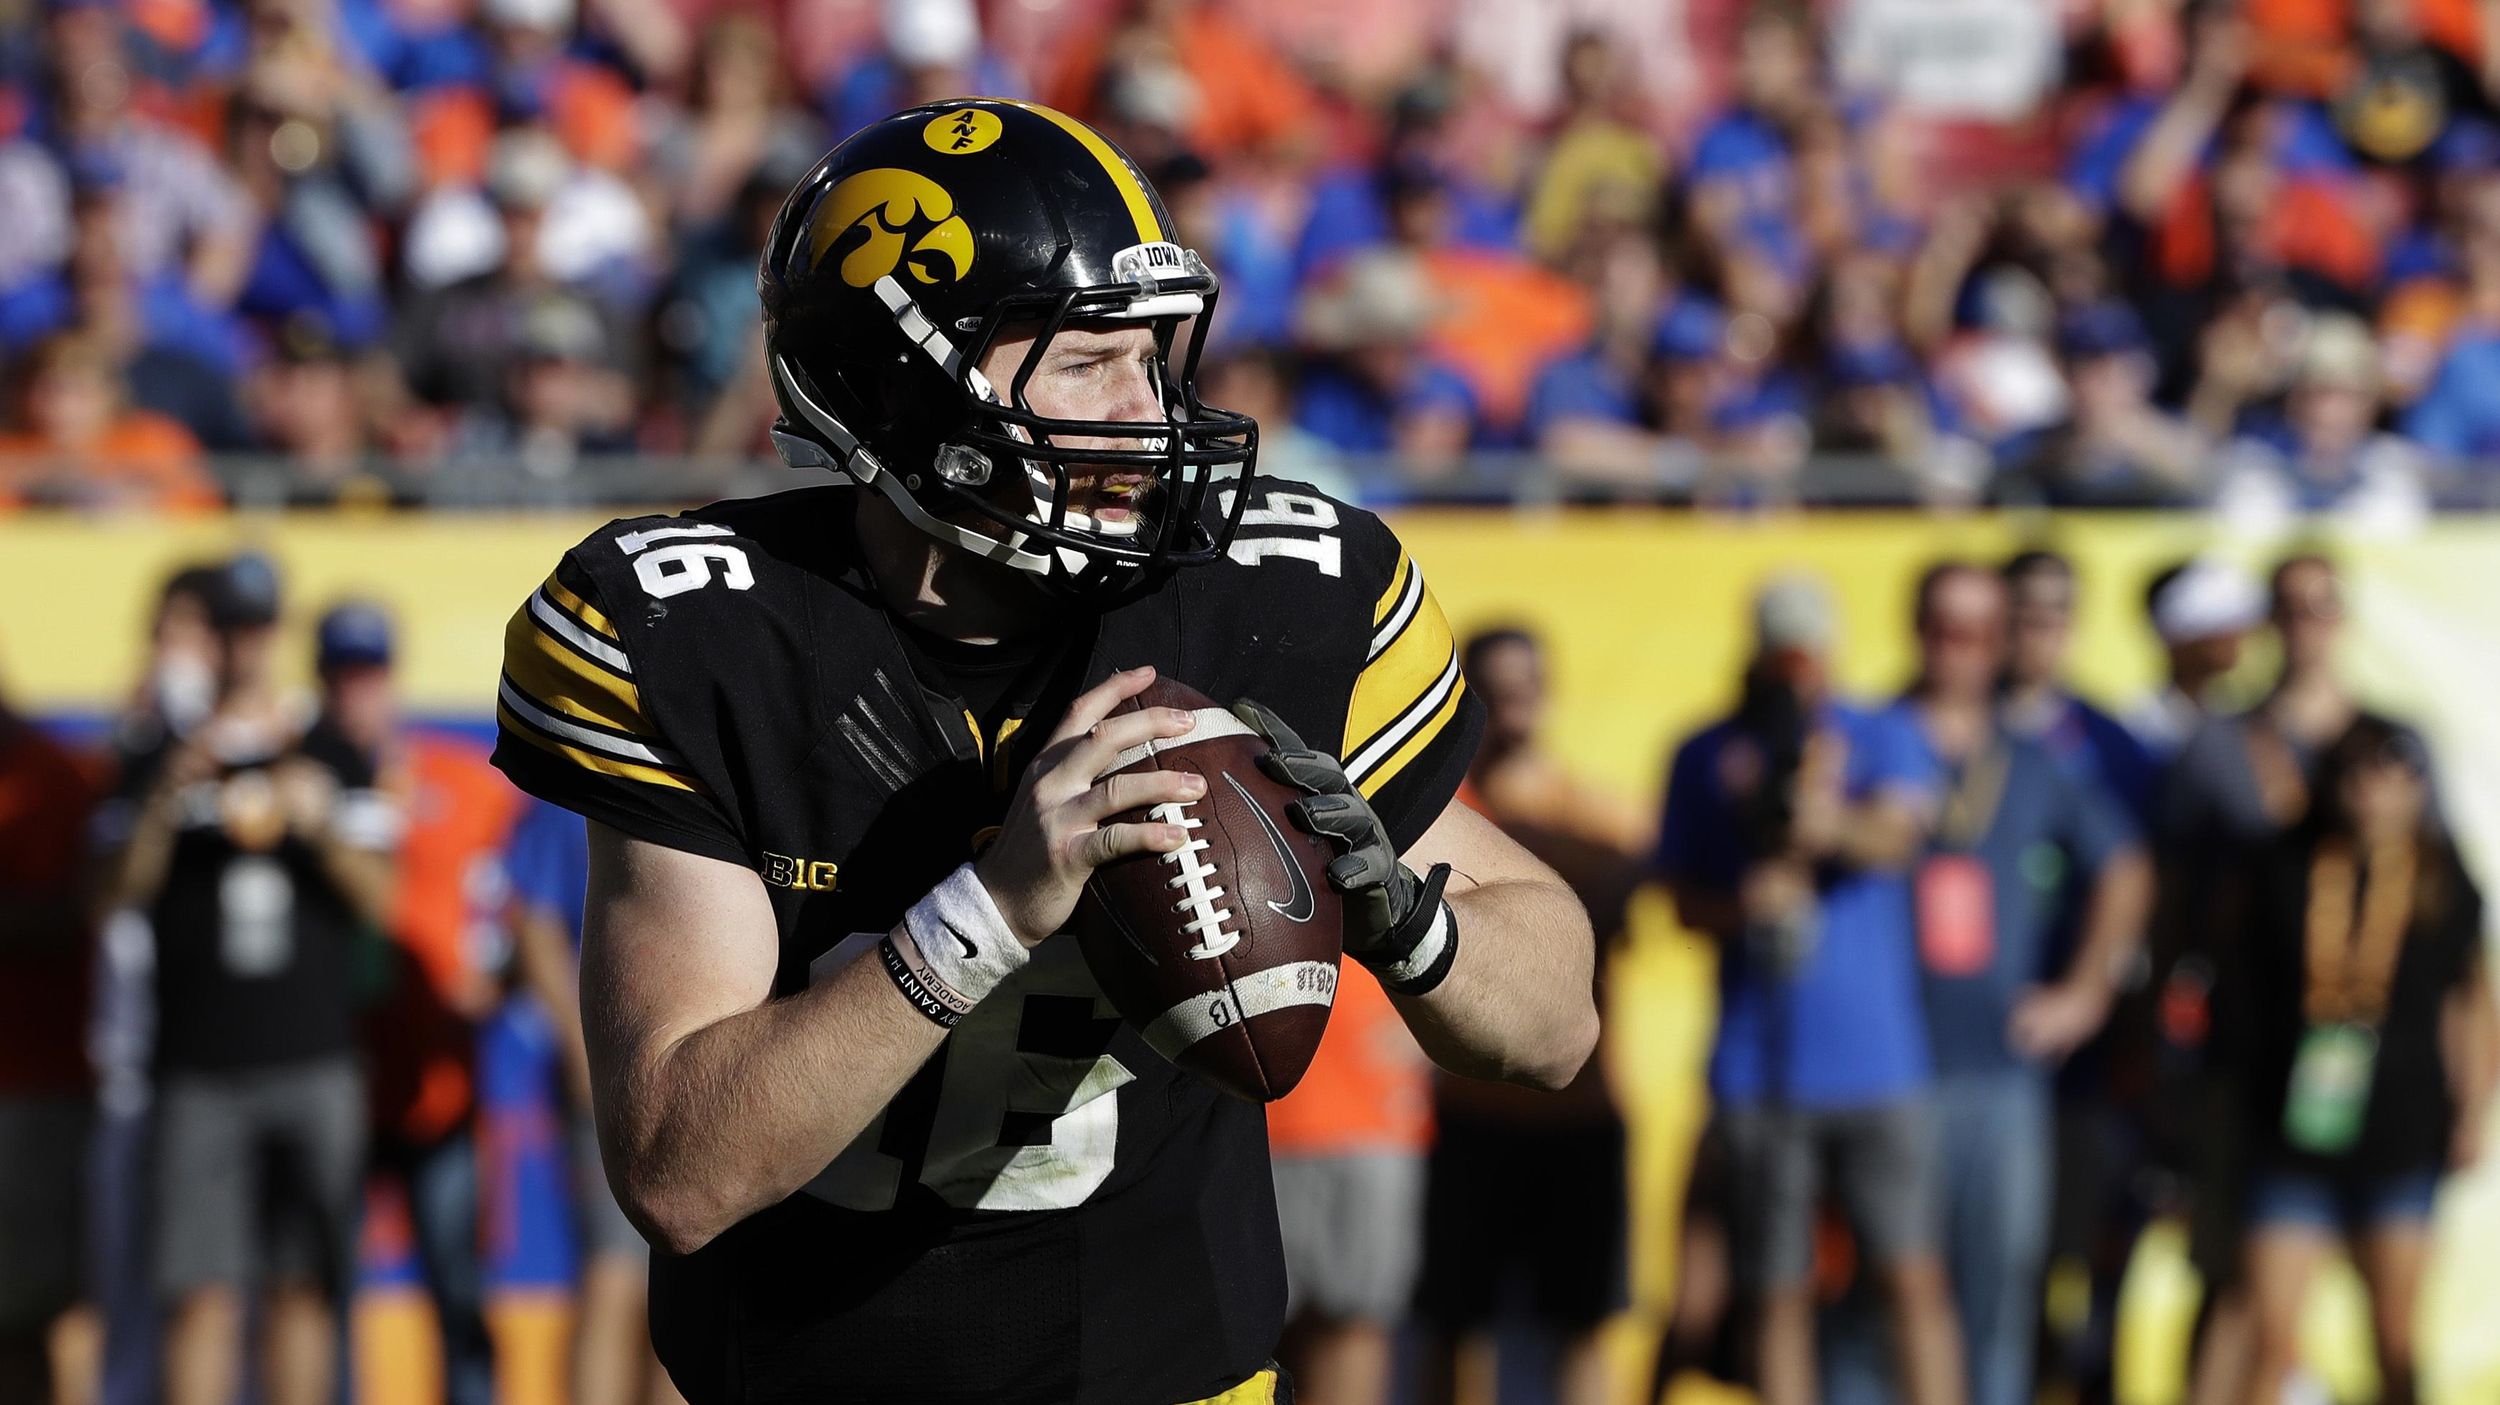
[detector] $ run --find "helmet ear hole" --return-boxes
[935,443,993,486]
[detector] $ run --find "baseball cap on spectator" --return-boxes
[1827,340,1919,389]
[2296,313,2380,393]
[483,0,572,33]
[315,601,395,670]
[2149,558,2262,646]
[1298,250,1435,350]
[208,553,283,631]
[520,294,608,366]
[488,130,571,212]
[1652,297,1725,363]
[2057,303,2151,361]
[885,0,978,70]
[1753,572,1836,654]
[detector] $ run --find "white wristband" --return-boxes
[899,864,1031,1012]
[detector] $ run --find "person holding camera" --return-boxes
[1656,574,1966,1405]
[91,559,396,1405]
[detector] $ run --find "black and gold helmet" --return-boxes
[760,98,1256,595]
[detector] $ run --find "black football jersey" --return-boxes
[491,479,1481,1405]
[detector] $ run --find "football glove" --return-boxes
[1230,699,1460,996]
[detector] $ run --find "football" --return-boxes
[1071,677,1345,1101]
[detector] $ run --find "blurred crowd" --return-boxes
[0,554,679,1405]
[0,556,2490,1405]
[1264,547,2492,1405]
[10,0,2500,516]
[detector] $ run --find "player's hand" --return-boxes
[1229,699,1451,974]
[974,666,1205,948]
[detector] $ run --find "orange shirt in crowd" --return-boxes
[0,722,100,1098]
[1047,6,1317,159]
[2245,0,2486,96]
[366,734,523,1146]
[0,415,219,512]
[1266,963,1434,1157]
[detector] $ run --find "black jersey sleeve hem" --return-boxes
[493,737,754,870]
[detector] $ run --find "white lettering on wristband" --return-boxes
[900,863,1031,1010]
[1374,900,1454,990]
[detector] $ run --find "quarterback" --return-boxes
[491,99,1598,1404]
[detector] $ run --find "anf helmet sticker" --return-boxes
[923,108,1004,155]
[810,169,975,288]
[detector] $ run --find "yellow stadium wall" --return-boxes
[6,508,2497,1405]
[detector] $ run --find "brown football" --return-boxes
[1071,677,1344,1101]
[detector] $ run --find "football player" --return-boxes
[492,99,1598,1405]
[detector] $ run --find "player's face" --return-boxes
[979,320,1167,531]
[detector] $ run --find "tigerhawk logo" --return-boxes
[811,168,975,289]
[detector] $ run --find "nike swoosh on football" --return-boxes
[1226,773,1316,924]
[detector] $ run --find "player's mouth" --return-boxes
[1086,474,1152,523]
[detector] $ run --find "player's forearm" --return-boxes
[598,934,948,1254]
[1391,875,1597,1090]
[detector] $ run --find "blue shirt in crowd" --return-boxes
[2403,329,2500,465]
[503,797,590,948]
[2012,690,2161,831]
[1656,700,1939,1110]
[1294,360,1479,454]
[1891,704,2137,1080]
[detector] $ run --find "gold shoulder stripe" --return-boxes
[542,572,617,643]
[497,702,696,793]
[999,100,1164,243]
[1372,551,1414,628]
[1354,674,1466,799]
[505,602,654,740]
[1343,576,1457,760]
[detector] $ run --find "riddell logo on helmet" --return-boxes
[811,168,975,289]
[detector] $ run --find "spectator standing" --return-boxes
[2123,557,2266,762]
[1264,967,1431,1405]
[0,677,102,1405]
[1413,627,1646,1405]
[1890,563,2152,1405]
[1655,575,1965,1405]
[90,559,394,1405]
[1999,550,2162,824]
[505,797,683,1405]
[2156,554,2369,1405]
[346,604,514,1405]
[2238,716,2494,1405]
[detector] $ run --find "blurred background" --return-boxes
[2,0,2500,1404]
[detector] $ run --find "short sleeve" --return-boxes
[1338,540,1484,851]
[1850,705,1940,806]
[2056,763,2138,874]
[491,554,749,866]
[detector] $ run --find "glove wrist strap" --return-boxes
[1361,863,1460,997]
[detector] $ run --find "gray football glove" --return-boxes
[1231,699,1459,995]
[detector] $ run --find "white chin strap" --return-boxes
[772,272,1200,579]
